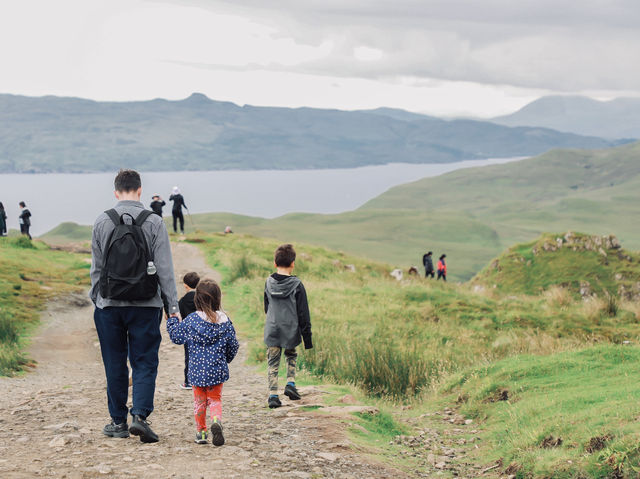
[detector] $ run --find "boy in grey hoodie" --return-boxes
[264,244,312,408]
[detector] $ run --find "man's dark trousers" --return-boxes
[93,306,162,423]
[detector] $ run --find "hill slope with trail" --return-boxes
[0,242,403,479]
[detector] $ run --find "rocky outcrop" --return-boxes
[532,233,623,256]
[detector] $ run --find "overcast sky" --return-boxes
[0,0,637,117]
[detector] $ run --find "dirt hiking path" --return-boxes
[0,242,402,479]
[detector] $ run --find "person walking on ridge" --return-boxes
[18,201,32,240]
[169,186,187,234]
[0,202,7,237]
[437,254,447,281]
[90,169,180,443]
[423,251,434,278]
[264,244,313,408]
[150,194,166,217]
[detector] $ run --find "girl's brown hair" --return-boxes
[194,279,222,323]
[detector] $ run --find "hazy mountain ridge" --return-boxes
[0,93,625,173]
[492,95,640,138]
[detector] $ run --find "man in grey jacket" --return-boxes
[90,169,180,443]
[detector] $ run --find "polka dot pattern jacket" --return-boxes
[167,311,240,387]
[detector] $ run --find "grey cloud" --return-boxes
[162,0,640,92]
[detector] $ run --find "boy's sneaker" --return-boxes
[210,418,224,447]
[180,382,192,390]
[268,395,282,408]
[284,383,301,401]
[195,430,208,444]
[102,420,129,438]
[129,415,159,443]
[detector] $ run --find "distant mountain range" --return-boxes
[491,95,640,139]
[0,93,627,173]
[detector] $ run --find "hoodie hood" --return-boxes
[266,275,300,298]
[190,311,232,345]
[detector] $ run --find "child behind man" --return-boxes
[264,244,313,408]
[178,272,200,389]
[167,279,239,446]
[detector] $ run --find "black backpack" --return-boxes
[100,209,159,300]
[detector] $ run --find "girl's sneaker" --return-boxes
[210,418,224,447]
[195,430,208,444]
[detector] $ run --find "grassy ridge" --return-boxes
[474,232,640,299]
[0,237,90,375]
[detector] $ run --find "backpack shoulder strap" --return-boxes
[134,209,154,226]
[105,209,121,227]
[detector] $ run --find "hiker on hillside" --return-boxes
[177,272,200,390]
[150,194,166,217]
[0,202,7,236]
[437,254,447,281]
[423,251,434,278]
[18,201,32,240]
[264,244,312,409]
[90,169,180,443]
[167,279,239,446]
[169,186,187,234]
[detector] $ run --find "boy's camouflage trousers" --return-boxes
[267,347,297,393]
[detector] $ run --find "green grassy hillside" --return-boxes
[443,345,640,478]
[192,232,640,477]
[40,222,92,244]
[474,232,640,299]
[0,237,90,374]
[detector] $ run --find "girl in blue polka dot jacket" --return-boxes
[167,279,239,446]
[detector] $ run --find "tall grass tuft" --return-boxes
[13,236,35,249]
[0,315,19,344]
[606,293,618,317]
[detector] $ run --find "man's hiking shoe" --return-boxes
[180,382,192,390]
[102,421,129,438]
[195,430,208,444]
[268,395,282,409]
[284,383,301,401]
[129,415,159,443]
[210,418,224,447]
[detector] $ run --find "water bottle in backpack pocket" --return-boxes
[100,209,159,300]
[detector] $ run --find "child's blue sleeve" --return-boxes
[225,322,240,363]
[166,315,190,345]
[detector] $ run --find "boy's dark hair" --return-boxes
[194,279,222,322]
[114,169,142,193]
[275,244,296,267]
[183,272,200,289]
[19,201,26,207]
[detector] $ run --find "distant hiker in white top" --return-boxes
[169,186,187,234]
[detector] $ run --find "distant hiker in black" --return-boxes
[178,272,200,390]
[18,202,32,240]
[0,202,7,236]
[169,186,187,234]
[150,194,166,217]
[423,251,434,278]
[437,254,447,281]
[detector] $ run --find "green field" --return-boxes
[0,237,90,375]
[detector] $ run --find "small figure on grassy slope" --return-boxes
[0,202,7,236]
[150,194,166,217]
[437,254,447,281]
[423,251,434,278]
[264,244,313,408]
[18,201,32,240]
[167,279,239,446]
